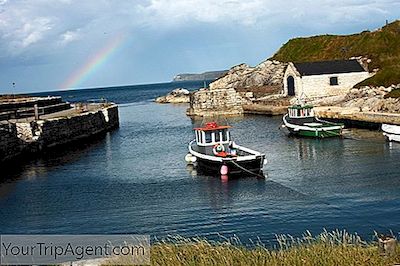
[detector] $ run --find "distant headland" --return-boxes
[173,70,228,82]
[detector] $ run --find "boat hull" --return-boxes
[196,156,265,177]
[382,124,400,142]
[286,126,342,138]
[283,115,343,138]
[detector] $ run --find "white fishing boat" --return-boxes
[185,121,266,177]
[382,123,400,142]
[282,104,344,138]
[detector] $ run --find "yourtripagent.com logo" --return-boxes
[0,235,150,265]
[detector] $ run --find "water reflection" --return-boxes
[0,131,115,198]
[294,138,346,162]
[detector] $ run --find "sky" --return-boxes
[0,0,399,93]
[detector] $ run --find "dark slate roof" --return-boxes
[293,59,366,76]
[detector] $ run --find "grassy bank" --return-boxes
[272,20,400,87]
[109,230,400,266]
[385,88,400,98]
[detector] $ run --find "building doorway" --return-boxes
[287,76,295,96]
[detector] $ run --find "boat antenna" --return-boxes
[296,92,309,105]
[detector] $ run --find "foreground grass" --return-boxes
[110,230,400,266]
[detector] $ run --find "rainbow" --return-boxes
[60,34,125,90]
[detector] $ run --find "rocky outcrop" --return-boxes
[341,85,400,112]
[186,60,287,117]
[209,60,287,94]
[306,84,400,113]
[155,88,190,104]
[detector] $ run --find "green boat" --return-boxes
[282,104,344,138]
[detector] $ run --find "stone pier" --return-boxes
[0,104,119,164]
[187,88,244,117]
[314,106,400,126]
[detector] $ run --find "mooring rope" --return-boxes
[229,160,265,179]
[267,177,386,232]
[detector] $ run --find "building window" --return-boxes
[330,76,338,86]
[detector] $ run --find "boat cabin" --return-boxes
[288,105,314,119]
[194,122,231,146]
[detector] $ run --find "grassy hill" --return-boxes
[272,20,400,87]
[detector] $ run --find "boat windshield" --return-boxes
[194,128,230,146]
[205,131,212,143]
[289,106,314,118]
[215,129,228,142]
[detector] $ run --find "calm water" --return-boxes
[1,81,400,244]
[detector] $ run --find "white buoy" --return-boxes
[185,153,192,163]
[190,156,197,163]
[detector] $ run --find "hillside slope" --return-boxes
[272,20,400,87]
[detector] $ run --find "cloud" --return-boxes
[20,17,53,47]
[0,2,55,54]
[58,29,81,45]
[0,0,399,73]
[137,0,269,27]
[0,0,399,92]
[1,0,399,55]
[137,0,400,30]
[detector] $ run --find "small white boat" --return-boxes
[186,121,266,177]
[382,124,400,142]
[282,104,344,138]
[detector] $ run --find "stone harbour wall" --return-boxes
[187,88,244,117]
[314,106,400,126]
[35,104,119,148]
[0,123,26,163]
[0,104,119,164]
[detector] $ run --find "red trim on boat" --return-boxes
[194,122,231,131]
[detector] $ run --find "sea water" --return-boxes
[1,81,400,245]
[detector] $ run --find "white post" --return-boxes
[34,104,39,120]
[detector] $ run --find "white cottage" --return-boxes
[283,60,371,99]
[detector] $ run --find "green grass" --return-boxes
[107,230,400,266]
[385,88,400,98]
[272,20,400,87]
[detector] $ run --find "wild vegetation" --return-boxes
[385,88,400,99]
[272,20,400,87]
[108,230,400,266]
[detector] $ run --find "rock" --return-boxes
[338,84,400,113]
[209,60,287,96]
[155,88,190,104]
[170,88,189,96]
